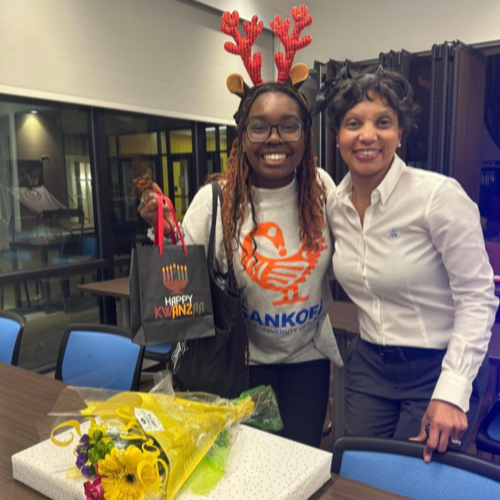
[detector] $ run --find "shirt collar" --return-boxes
[335,154,406,205]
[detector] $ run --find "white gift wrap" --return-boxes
[12,425,332,500]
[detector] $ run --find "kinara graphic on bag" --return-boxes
[130,193,215,346]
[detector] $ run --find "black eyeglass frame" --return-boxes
[244,121,304,143]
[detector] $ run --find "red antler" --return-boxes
[221,11,264,87]
[270,5,312,84]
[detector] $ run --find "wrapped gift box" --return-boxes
[12,425,332,500]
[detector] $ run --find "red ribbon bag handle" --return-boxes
[154,192,187,255]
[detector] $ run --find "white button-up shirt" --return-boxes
[327,155,498,412]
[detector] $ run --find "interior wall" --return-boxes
[290,0,500,67]
[0,0,274,125]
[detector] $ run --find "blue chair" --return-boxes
[477,401,500,456]
[144,342,172,371]
[52,234,98,312]
[332,436,500,500]
[0,311,26,365]
[55,324,144,391]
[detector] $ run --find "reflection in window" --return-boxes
[206,125,233,174]
[169,129,192,220]
[0,96,99,371]
[206,127,216,153]
[0,99,96,271]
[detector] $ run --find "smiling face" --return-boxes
[243,91,305,189]
[337,92,402,186]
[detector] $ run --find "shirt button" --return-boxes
[374,302,379,310]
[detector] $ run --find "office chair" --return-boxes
[0,311,26,365]
[332,436,500,500]
[0,265,32,310]
[51,233,97,312]
[477,401,500,456]
[144,342,172,371]
[55,324,144,391]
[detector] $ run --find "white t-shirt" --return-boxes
[182,169,343,366]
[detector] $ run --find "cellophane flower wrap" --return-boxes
[38,374,282,500]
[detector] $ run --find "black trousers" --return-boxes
[249,359,330,448]
[344,337,489,448]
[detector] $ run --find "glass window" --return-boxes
[119,132,158,156]
[205,125,234,174]
[0,98,97,270]
[0,95,99,371]
[220,152,228,173]
[170,129,193,154]
[99,111,195,247]
[0,95,234,372]
[220,126,227,151]
[206,127,217,152]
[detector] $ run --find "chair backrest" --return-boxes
[55,324,144,391]
[332,436,500,500]
[477,401,500,454]
[0,311,26,365]
[79,234,97,259]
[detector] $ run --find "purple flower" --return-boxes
[81,465,95,479]
[76,451,89,469]
[79,434,90,445]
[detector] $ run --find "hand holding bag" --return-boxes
[130,193,215,345]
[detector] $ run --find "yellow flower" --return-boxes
[98,446,163,500]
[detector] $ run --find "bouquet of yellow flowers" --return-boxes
[43,376,281,500]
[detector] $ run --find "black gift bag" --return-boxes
[170,182,249,398]
[130,195,215,345]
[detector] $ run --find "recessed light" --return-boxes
[31,110,38,114]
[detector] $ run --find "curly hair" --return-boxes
[207,82,327,265]
[326,67,421,136]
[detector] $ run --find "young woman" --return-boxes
[139,6,342,447]
[317,67,498,460]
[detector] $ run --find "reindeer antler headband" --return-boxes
[221,5,313,99]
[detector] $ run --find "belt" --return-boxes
[362,339,446,364]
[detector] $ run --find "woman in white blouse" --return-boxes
[316,67,498,461]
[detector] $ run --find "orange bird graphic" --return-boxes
[241,222,327,306]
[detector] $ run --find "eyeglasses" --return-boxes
[245,120,303,143]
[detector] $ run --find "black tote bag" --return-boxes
[130,195,215,345]
[170,182,248,399]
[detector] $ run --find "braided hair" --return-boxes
[207,82,327,265]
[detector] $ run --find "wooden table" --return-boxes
[1,363,409,500]
[1,363,68,498]
[9,239,61,311]
[78,277,130,327]
[310,476,409,500]
[327,301,358,439]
